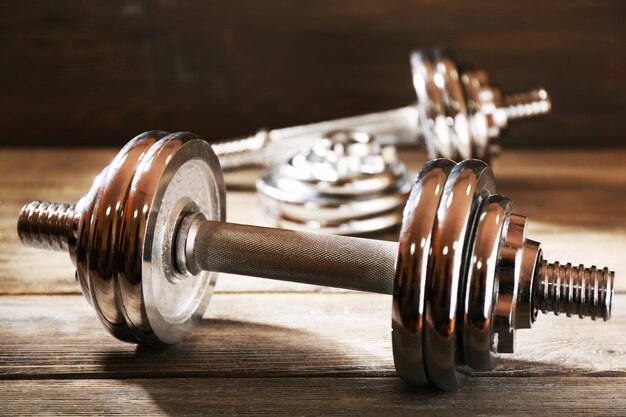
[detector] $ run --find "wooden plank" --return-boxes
[1,377,625,416]
[1,149,625,294]
[0,294,623,380]
[2,148,624,416]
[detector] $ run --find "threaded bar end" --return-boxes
[503,88,551,121]
[535,260,614,321]
[17,201,76,252]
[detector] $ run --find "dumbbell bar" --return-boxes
[213,48,551,168]
[17,132,613,391]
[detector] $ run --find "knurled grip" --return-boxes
[191,220,398,294]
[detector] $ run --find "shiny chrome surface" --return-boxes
[133,134,225,345]
[16,136,615,391]
[81,134,159,342]
[535,261,613,321]
[237,48,551,233]
[16,201,76,252]
[213,48,551,169]
[514,234,542,329]
[411,49,551,162]
[493,213,528,353]
[462,195,510,371]
[492,214,545,352]
[257,129,412,235]
[412,50,473,160]
[423,160,495,390]
[18,132,226,345]
[392,159,454,386]
[214,107,419,170]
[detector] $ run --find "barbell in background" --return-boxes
[17,132,613,390]
[234,47,552,235]
[212,48,551,170]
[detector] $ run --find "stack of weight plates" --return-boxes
[257,129,412,235]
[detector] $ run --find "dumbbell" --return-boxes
[17,132,613,391]
[213,48,551,169]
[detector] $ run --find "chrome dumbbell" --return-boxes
[17,132,613,390]
[213,48,551,169]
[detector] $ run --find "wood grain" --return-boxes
[0,1,624,148]
[0,294,623,380]
[1,146,624,415]
[1,377,625,416]
[1,148,625,294]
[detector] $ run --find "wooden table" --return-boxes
[0,148,625,415]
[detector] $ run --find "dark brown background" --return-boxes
[0,1,624,148]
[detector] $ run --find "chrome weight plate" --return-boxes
[392,158,455,386]
[75,132,164,342]
[75,132,225,345]
[422,160,495,390]
[462,194,511,371]
[257,130,412,235]
[412,49,472,161]
[129,133,226,345]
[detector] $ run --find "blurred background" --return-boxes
[0,0,624,148]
